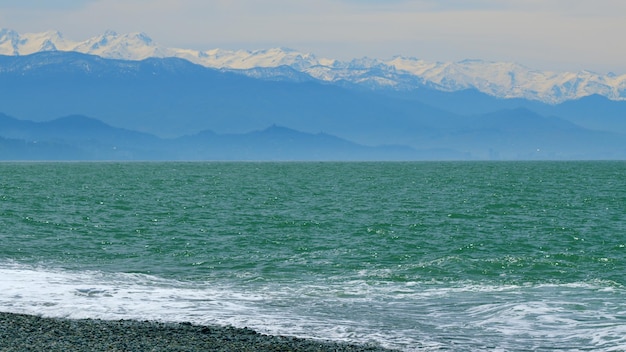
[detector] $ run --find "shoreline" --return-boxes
[0,312,399,352]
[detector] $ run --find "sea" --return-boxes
[1,161,625,351]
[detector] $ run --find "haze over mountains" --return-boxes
[1,29,626,160]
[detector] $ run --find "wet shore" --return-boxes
[0,312,398,351]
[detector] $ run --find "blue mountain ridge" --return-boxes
[0,113,457,160]
[1,51,625,160]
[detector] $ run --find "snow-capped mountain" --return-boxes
[387,57,626,103]
[2,28,625,103]
[0,28,170,60]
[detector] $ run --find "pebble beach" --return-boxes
[0,312,397,352]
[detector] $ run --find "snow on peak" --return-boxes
[71,31,162,60]
[1,28,625,103]
[0,28,74,55]
[0,28,21,55]
[187,47,321,70]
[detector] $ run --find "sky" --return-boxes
[1,0,625,74]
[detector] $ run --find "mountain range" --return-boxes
[0,113,432,161]
[1,29,626,160]
[2,28,625,104]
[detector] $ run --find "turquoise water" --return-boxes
[1,161,625,350]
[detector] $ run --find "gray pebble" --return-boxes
[0,312,399,351]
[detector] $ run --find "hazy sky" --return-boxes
[1,0,625,73]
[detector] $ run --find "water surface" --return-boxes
[1,161,625,350]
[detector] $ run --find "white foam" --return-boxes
[2,261,626,351]
[0,262,411,350]
[0,262,262,323]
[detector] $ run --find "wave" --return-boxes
[1,261,625,351]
